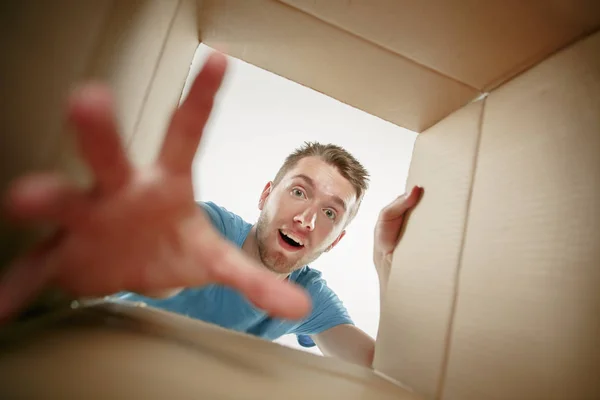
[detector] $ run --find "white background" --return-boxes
[183,45,417,354]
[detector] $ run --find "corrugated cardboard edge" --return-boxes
[128,0,200,167]
[433,96,487,400]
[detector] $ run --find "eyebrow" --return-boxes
[291,174,347,212]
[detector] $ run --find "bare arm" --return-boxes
[311,324,375,368]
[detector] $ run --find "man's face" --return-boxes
[255,156,358,274]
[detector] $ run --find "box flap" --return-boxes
[442,29,600,400]
[375,29,600,399]
[281,0,600,91]
[374,99,484,398]
[198,0,478,133]
[197,0,600,132]
[0,301,423,399]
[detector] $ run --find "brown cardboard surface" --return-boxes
[3,2,600,399]
[0,0,194,317]
[0,0,113,194]
[128,0,200,167]
[0,0,187,192]
[0,301,422,399]
[0,0,114,280]
[441,31,600,400]
[83,0,180,146]
[198,0,478,133]
[56,0,185,185]
[373,100,484,398]
[280,0,600,91]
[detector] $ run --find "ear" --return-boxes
[258,181,273,210]
[325,230,346,252]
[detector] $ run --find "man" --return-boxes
[0,52,422,367]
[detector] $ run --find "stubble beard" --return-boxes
[256,212,293,274]
[255,211,324,274]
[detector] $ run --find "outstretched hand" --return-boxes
[0,52,311,323]
[373,186,423,281]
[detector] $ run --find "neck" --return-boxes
[242,225,261,262]
[243,225,289,280]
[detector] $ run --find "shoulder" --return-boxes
[197,201,252,247]
[289,267,334,301]
[290,267,340,302]
[289,266,324,287]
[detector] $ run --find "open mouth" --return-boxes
[278,230,304,249]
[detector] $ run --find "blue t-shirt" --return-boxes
[115,201,354,348]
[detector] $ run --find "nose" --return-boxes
[294,208,316,231]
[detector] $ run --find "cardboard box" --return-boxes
[1,1,599,398]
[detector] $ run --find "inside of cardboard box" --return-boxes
[132,42,420,355]
[1,1,599,398]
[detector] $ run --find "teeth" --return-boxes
[281,231,303,246]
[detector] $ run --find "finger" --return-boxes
[4,173,90,226]
[67,83,132,193]
[379,186,423,222]
[159,52,227,174]
[0,234,62,324]
[213,248,312,320]
[200,232,312,320]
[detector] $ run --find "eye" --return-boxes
[324,209,336,220]
[291,188,306,198]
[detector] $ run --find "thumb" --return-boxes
[379,186,423,222]
[200,231,312,320]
